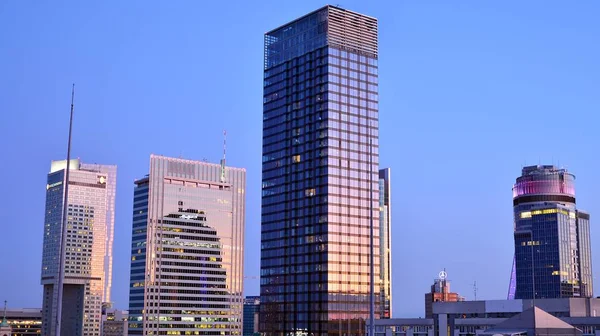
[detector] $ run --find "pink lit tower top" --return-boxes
[512,165,576,204]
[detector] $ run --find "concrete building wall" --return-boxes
[375,299,600,336]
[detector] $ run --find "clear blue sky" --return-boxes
[1,1,599,317]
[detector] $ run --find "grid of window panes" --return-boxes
[127,179,149,335]
[264,8,328,70]
[41,171,65,336]
[70,169,110,336]
[325,44,381,328]
[261,42,332,335]
[261,19,380,336]
[41,165,112,336]
[379,169,392,318]
[81,163,117,304]
[576,212,593,297]
[243,297,260,336]
[128,156,246,336]
[514,207,584,299]
[42,171,64,279]
[149,209,231,335]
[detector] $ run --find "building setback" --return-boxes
[41,159,116,336]
[510,165,592,299]
[127,155,246,336]
[261,5,381,336]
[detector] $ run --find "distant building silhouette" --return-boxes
[425,271,464,318]
[243,296,260,336]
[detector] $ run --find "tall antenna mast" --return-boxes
[55,83,75,336]
[2,300,7,324]
[473,281,478,301]
[220,130,226,183]
[368,119,375,336]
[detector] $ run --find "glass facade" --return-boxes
[127,155,246,336]
[40,159,116,336]
[511,165,593,299]
[379,169,392,318]
[243,296,260,336]
[261,5,382,336]
[81,163,118,304]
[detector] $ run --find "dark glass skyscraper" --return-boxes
[511,165,592,299]
[378,168,392,318]
[261,5,381,336]
[243,296,260,336]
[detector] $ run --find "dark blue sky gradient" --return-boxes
[1,1,598,317]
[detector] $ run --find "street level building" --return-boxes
[3,308,42,336]
[371,298,600,336]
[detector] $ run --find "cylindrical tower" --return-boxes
[513,164,576,211]
[510,165,592,300]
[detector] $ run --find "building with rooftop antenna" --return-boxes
[127,155,246,336]
[0,307,41,336]
[424,270,464,318]
[0,301,11,336]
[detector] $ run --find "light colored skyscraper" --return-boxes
[127,155,246,336]
[101,305,128,336]
[41,159,117,336]
[261,5,380,336]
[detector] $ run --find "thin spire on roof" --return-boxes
[1,300,8,327]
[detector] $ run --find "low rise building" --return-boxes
[425,271,465,318]
[3,308,42,336]
[372,318,434,336]
[370,298,600,336]
[480,306,582,336]
[102,308,127,336]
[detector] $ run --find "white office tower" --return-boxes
[41,159,117,336]
[127,155,246,336]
